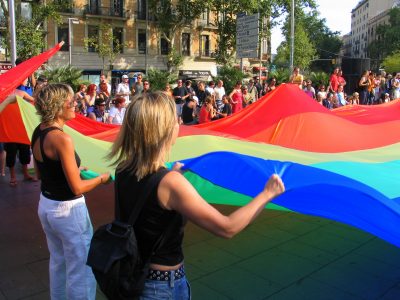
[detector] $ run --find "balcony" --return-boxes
[84,5,128,19]
[194,50,216,60]
[56,3,75,14]
[197,19,217,30]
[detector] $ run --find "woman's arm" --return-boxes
[158,171,284,238]
[0,95,17,114]
[55,133,110,195]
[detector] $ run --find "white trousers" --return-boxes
[38,194,96,300]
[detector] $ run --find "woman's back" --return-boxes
[116,167,185,266]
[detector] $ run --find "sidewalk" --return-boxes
[0,173,399,299]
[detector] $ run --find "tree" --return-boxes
[84,23,125,72]
[0,0,64,61]
[382,51,400,74]
[148,0,205,72]
[276,6,341,72]
[368,7,400,63]
[273,22,316,70]
[208,0,316,65]
[214,65,245,93]
[145,68,177,92]
[40,65,87,91]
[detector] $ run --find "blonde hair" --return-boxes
[108,92,177,180]
[35,83,74,124]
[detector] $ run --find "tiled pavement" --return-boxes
[1,172,400,300]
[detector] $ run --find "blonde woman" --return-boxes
[108,92,285,299]
[32,83,110,300]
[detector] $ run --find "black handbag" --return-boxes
[87,171,171,300]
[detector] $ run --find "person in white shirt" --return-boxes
[116,74,131,104]
[214,80,225,112]
[108,97,126,125]
[206,81,216,97]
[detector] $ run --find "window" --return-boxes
[89,0,100,14]
[200,9,209,26]
[160,37,169,55]
[112,0,123,17]
[57,26,69,52]
[137,0,147,20]
[113,27,123,53]
[138,29,146,54]
[87,26,99,53]
[182,33,190,56]
[201,35,210,57]
[20,2,32,20]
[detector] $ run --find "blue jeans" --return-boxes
[38,194,96,300]
[140,274,191,300]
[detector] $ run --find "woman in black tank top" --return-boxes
[108,92,286,299]
[33,83,111,300]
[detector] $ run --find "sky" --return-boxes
[271,0,361,54]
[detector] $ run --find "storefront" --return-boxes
[178,70,213,82]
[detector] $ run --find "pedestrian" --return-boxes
[32,83,110,300]
[116,74,131,104]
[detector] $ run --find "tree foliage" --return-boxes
[214,65,245,93]
[208,0,316,65]
[273,22,316,70]
[148,0,204,72]
[39,65,86,91]
[368,7,400,63]
[0,0,64,61]
[84,23,125,72]
[382,50,400,74]
[145,68,177,92]
[275,4,341,72]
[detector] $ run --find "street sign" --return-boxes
[236,13,259,59]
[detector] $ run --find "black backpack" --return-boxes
[87,171,171,300]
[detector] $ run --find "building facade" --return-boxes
[44,0,221,85]
[350,0,400,58]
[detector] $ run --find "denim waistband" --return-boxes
[147,265,185,281]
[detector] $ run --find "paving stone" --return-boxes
[26,260,49,289]
[237,248,322,286]
[184,242,242,275]
[310,263,398,299]
[294,229,361,256]
[266,277,360,300]
[316,222,375,244]
[20,290,49,300]
[190,280,230,300]
[331,253,400,282]
[276,240,338,265]
[0,266,47,300]
[353,238,400,268]
[198,265,282,300]
[206,230,283,258]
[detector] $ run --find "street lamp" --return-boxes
[68,18,79,66]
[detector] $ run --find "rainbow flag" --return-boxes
[1,48,399,247]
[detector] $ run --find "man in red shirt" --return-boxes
[329,67,340,93]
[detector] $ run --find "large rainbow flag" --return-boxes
[1,47,399,248]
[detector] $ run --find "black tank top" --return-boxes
[31,125,81,201]
[116,167,186,266]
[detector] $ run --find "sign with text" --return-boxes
[236,13,259,58]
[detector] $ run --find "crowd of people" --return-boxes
[3,59,400,299]
[291,66,400,109]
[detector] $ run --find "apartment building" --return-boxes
[42,0,220,85]
[350,0,400,58]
